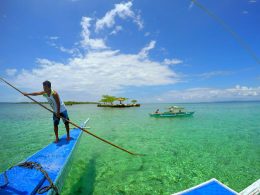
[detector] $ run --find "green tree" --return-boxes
[131,99,137,104]
[117,97,128,104]
[99,99,107,104]
[100,95,117,105]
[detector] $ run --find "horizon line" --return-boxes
[1,100,260,104]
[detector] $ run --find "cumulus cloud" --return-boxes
[46,34,82,56]
[154,85,260,102]
[81,17,107,49]
[163,58,183,65]
[95,1,143,32]
[7,1,182,101]
[12,48,179,99]
[6,68,17,76]
[138,40,156,58]
[110,25,123,35]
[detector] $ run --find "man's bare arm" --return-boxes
[23,91,45,96]
[53,91,61,116]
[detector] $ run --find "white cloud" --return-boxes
[7,1,183,102]
[153,86,260,103]
[59,46,81,56]
[81,17,107,49]
[110,25,123,35]
[49,36,59,40]
[6,69,17,76]
[12,45,180,100]
[138,40,156,58]
[249,0,257,3]
[197,71,232,79]
[242,10,248,14]
[163,58,183,65]
[47,40,82,57]
[95,2,143,32]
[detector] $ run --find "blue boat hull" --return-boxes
[0,120,88,195]
[150,112,194,117]
[172,178,237,195]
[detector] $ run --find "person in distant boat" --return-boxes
[155,109,160,114]
[23,81,70,143]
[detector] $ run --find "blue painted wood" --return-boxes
[173,179,237,195]
[0,127,83,195]
[181,181,236,195]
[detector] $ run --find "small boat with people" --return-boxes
[0,118,90,195]
[150,106,194,117]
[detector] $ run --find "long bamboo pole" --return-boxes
[0,77,141,156]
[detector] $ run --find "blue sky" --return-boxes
[0,0,260,103]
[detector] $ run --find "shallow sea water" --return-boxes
[0,102,259,194]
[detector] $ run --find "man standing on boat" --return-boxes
[23,81,70,143]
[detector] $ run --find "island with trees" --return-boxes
[64,101,98,106]
[97,95,140,108]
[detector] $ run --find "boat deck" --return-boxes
[0,125,85,194]
[172,178,237,195]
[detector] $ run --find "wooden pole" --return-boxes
[0,77,142,156]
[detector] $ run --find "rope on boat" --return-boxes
[0,161,59,194]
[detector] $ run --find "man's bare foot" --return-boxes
[54,139,59,143]
[66,137,71,141]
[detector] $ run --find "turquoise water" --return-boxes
[0,102,259,194]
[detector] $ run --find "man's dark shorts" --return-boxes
[53,110,69,126]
